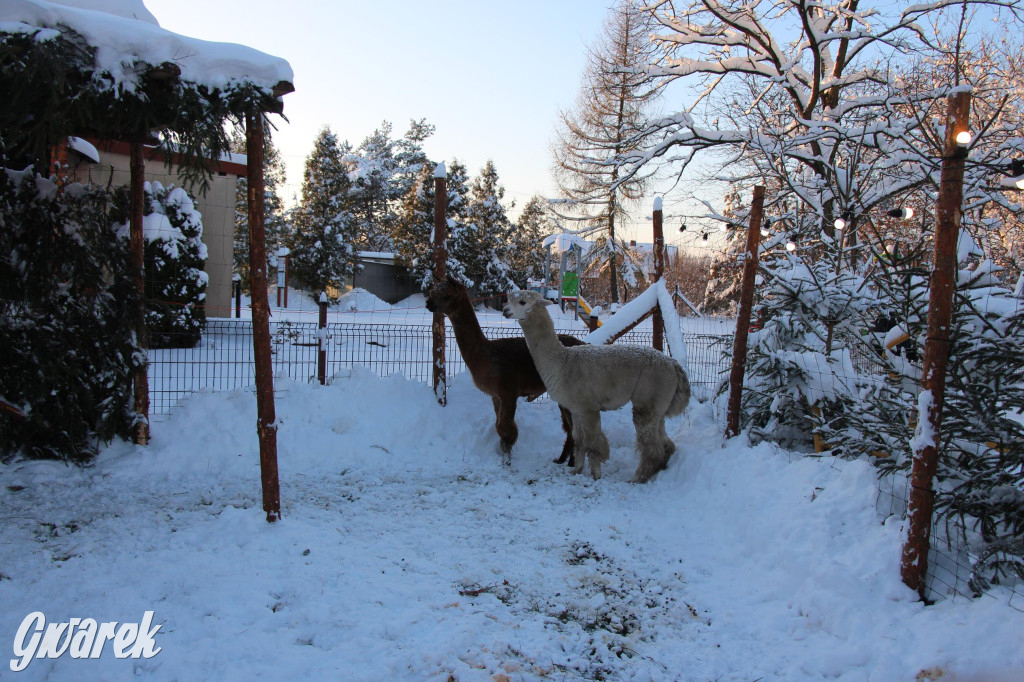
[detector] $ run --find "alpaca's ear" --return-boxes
[541,298,554,306]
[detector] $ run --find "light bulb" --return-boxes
[834,218,846,230]
[785,241,797,252]
[955,130,972,146]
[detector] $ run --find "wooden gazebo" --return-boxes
[1,0,292,520]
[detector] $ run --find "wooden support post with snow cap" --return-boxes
[432,162,448,406]
[652,197,665,352]
[317,292,328,386]
[246,110,281,523]
[129,140,150,446]
[725,185,765,439]
[901,90,971,600]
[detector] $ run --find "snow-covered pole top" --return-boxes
[434,162,447,179]
[319,292,328,304]
[653,196,663,212]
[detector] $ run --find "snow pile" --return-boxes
[1,371,1021,680]
[335,287,391,313]
[0,0,292,92]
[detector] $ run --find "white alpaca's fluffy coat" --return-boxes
[504,290,690,482]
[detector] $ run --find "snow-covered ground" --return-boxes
[2,362,1022,679]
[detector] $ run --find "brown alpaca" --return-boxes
[425,277,583,465]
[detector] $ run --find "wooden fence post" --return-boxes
[246,111,281,523]
[652,197,665,352]
[901,91,971,599]
[432,162,448,406]
[129,141,150,445]
[725,185,766,438]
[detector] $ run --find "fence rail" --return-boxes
[147,319,732,415]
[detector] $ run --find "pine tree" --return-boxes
[441,160,476,289]
[348,119,434,253]
[393,164,435,288]
[287,127,358,298]
[507,196,555,287]
[230,125,288,293]
[465,161,515,298]
[120,182,208,349]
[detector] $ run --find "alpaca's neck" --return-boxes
[519,306,569,373]
[445,296,490,369]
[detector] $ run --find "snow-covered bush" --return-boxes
[116,182,208,348]
[740,245,871,449]
[1,167,140,463]
[934,261,1024,593]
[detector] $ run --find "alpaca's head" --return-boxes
[425,276,469,315]
[502,290,552,321]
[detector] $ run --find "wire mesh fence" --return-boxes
[146,315,1021,608]
[146,319,732,416]
[876,468,1024,610]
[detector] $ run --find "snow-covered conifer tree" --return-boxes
[120,182,208,348]
[933,261,1024,592]
[465,161,515,298]
[288,127,358,299]
[507,196,555,287]
[348,119,434,253]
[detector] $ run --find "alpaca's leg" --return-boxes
[554,405,575,467]
[492,396,518,464]
[660,418,676,458]
[570,413,587,475]
[632,407,669,483]
[576,410,609,480]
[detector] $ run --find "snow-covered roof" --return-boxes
[542,232,591,253]
[357,251,396,263]
[542,232,676,258]
[0,0,293,94]
[67,136,99,163]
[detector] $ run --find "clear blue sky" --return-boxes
[143,0,626,226]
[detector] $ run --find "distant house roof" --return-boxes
[542,232,677,259]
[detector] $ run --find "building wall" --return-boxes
[351,261,418,304]
[67,147,240,319]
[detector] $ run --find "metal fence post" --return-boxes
[232,273,241,318]
[901,90,971,599]
[317,292,328,386]
[725,185,766,439]
[432,162,448,406]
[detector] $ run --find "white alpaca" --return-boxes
[503,290,690,482]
